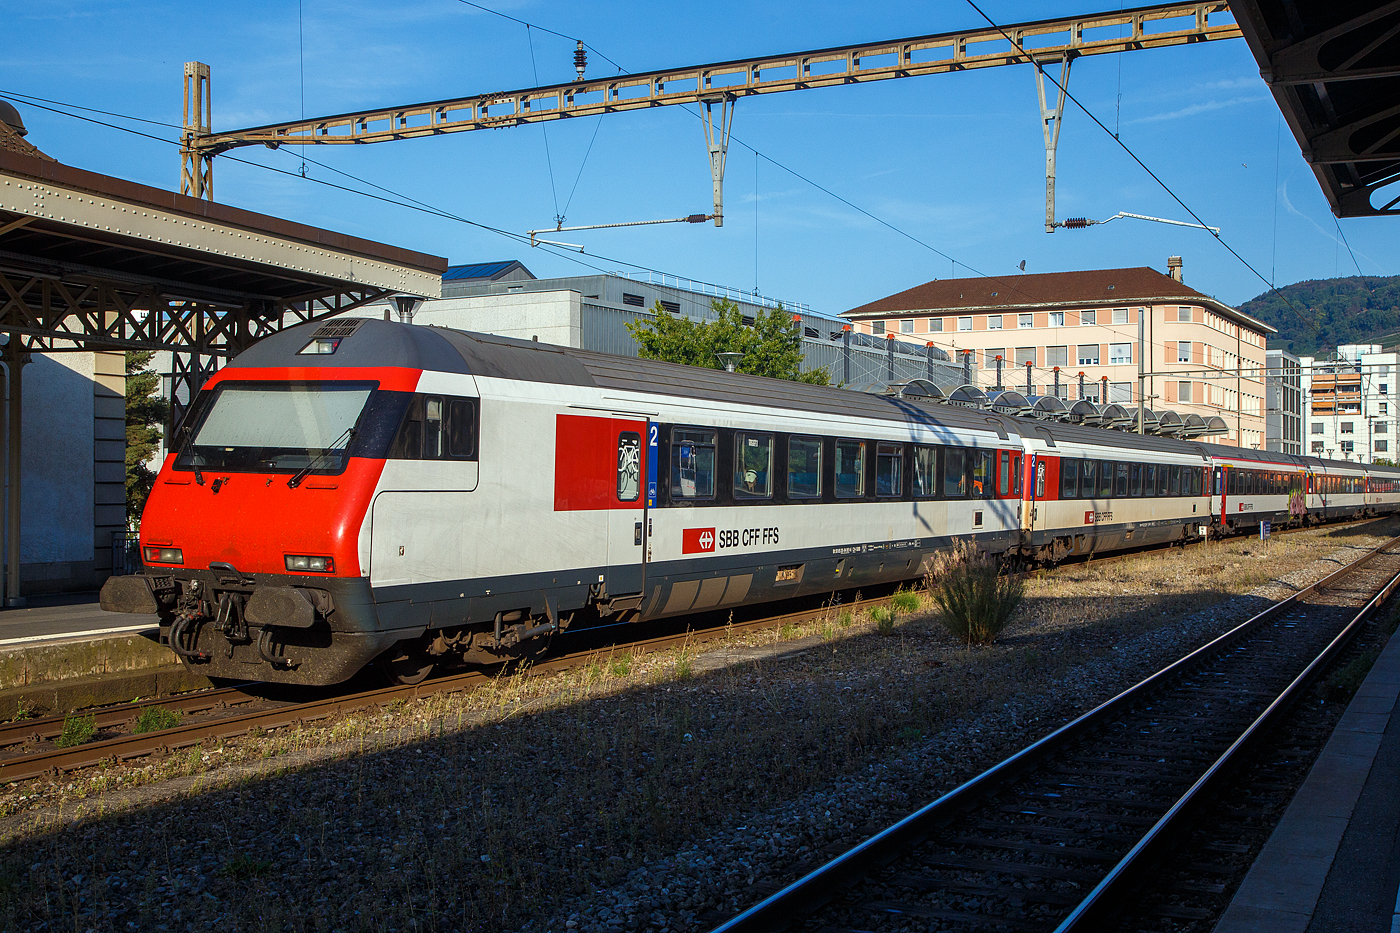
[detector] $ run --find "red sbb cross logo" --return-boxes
[1084,510,1096,525]
[683,527,716,554]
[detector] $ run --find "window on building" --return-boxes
[1109,382,1132,404]
[1381,365,1391,376]
[928,318,943,332]
[988,315,1002,330]
[1178,306,1192,322]
[1312,441,1325,453]
[1177,341,1192,363]
[622,292,645,307]
[1378,440,1390,452]
[659,299,680,314]
[957,316,973,331]
[1342,440,1355,453]
[1078,344,1100,366]
[986,349,1005,367]
[1081,310,1097,325]
[900,319,914,333]
[1341,422,1354,434]
[1049,312,1065,327]
[1109,343,1132,365]
[1312,423,1325,434]
[1178,381,1193,403]
[1376,421,1389,434]
[1112,308,1129,324]
[1382,402,1389,415]
[1383,383,1390,395]
[871,321,885,335]
[1018,313,1033,328]
[1014,347,1036,367]
[1047,346,1068,367]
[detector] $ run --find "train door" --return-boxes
[607,420,647,597]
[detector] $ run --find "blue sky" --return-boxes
[5,1,1395,318]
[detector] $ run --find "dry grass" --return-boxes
[0,520,1392,932]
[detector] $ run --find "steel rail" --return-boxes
[706,534,1400,933]
[0,685,257,749]
[0,590,896,783]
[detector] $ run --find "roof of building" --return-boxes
[0,120,54,162]
[844,266,1276,335]
[442,260,534,281]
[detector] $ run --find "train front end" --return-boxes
[100,322,421,685]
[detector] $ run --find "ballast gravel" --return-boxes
[0,520,1393,932]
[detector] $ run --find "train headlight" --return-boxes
[285,554,334,573]
[143,546,184,564]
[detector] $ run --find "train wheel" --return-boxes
[378,646,435,685]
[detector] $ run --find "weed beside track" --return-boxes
[0,520,1393,932]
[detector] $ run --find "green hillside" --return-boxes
[1238,275,1400,357]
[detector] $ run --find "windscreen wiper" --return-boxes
[287,427,356,489]
[177,424,204,486]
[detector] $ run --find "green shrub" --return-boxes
[133,706,183,734]
[54,714,96,748]
[870,606,897,635]
[1324,650,1379,703]
[890,590,922,615]
[929,542,1023,646]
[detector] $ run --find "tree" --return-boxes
[625,297,830,384]
[125,351,168,527]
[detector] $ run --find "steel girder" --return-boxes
[1233,0,1400,217]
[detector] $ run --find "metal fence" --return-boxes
[111,531,141,576]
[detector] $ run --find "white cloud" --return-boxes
[1127,94,1269,124]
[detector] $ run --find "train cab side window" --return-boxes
[1060,458,1079,499]
[835,440,866,498]
[914,446,937,498]
[446,399,478,458]
[1099,461,1114,498]
[424,397,444,458]
[1144,464,1158,497]
[672,428,717,499]
[972,450,993,499]
[944,447,968,498]
[387,394,478,460]
[388,396,423,459]
[1081,460,1098,499]
[734,433,773,499]
[617,433,641,502]
[1115,463,1129,497]
[1168,465,1181,497]
[1130,463,1143,497]
[788,436,822,498]
[876,443,903,497]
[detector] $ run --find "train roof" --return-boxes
[230,319,1400,476]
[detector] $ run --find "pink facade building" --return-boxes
[840,258,1274,449]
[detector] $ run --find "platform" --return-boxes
[1215,622,1400,933]
[0,592,204,720]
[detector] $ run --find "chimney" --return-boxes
[1167,256,1183,283]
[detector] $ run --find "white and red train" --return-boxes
[100,318,1400,685]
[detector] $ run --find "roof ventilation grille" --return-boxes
[312,318,366,339]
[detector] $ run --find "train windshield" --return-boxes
[176,381,377,473]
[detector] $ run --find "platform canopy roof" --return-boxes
[0,148,446,356]
[1233,1,1400,218]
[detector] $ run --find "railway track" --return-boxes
[0,589,896,783]
[708,535,1400,933]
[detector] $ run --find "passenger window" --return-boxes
[446,398,477,458]
[1081,460,1097,499]
[1060,458,1079,499]
[1130,463,1143,497]
[1168,465,1181,496]
[1099,461,1114,498]
[944,447,968,498]
[1012,454,1022,496]
[1157,464,1170,496]
[876,443,903,497]
[1035,459,1046,498]
[1144,464,1158,497]
[735,433,773,499]
[672,428,717,499]
[914,446,937,497]
[972,450,993,499]
[787,436,822,498]
[836,440,866,498]
[617,433,641,502]
[998,451,1010,496]
[1115,463,1129,498]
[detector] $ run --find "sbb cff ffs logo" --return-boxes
[683,528,715,554]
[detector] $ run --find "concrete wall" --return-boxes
[9,349,125,594]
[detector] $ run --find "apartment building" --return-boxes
[1299,344,1399,463]
[841,257,1274,448]
[1265,348,1304,455]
